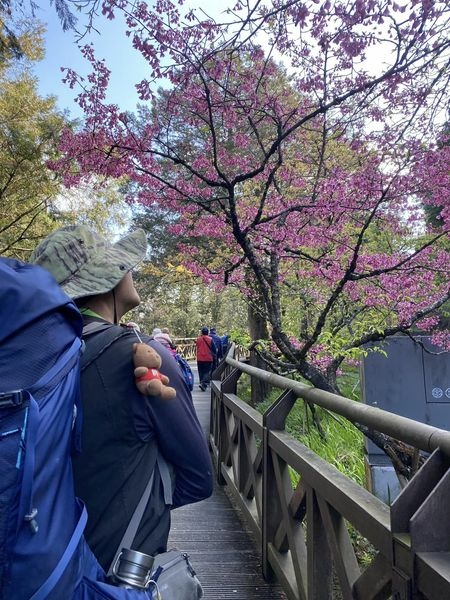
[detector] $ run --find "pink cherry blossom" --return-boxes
[53,0,450,391]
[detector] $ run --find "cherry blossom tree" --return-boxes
[53,0,450,396]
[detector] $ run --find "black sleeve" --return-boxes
[116,334,213,508]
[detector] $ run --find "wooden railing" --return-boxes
[209,345,450,600]
[173,338,196,360]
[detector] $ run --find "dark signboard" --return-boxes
[360,335,450,501]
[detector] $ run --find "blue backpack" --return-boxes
[174,354,194,391]
[0,258,156,600]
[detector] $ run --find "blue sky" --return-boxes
[32,1,396,120]
[33,1,225,118]
[33,4,151,116]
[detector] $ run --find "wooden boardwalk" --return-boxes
[168,366,287,599]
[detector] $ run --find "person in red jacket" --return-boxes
[195,326,217,391]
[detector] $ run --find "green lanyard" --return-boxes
[79,307,103,319]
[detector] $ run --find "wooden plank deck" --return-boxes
[168,366,287,599]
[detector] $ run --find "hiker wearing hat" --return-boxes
[195,326,217,391]
[30,225,213,572]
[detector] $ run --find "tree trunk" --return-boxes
[248,302,271,407]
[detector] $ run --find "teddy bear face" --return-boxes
[133,343,162,370]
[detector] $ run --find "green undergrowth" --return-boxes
[237,369,365,487]
[254,392,365,487]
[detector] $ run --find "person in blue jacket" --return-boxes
[221,334,230,355]
[209,327,223,371]
[30,225,213,572]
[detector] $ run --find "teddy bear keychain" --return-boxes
[125,323,176,399]
[132,342,176,400]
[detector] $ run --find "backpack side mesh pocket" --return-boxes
[174,354,194,391]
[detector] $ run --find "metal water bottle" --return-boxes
[111,548,155,590]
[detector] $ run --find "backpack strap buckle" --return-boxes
[24,507,39,534]
[0,390,24,408]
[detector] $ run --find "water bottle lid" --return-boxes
[112,548,155,589]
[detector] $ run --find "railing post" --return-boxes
[262,390,298,582]
[390,448,450,599]
[216,394,228,486]
[209,357,230,452]
[216,367,241,486]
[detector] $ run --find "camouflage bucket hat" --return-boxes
[30,225,147,300]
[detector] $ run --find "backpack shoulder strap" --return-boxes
[106,452,173,576]
[81,322,135,372]
[203,335,216,355]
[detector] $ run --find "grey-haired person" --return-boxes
[30,225,213,571]
[152,327,177,355]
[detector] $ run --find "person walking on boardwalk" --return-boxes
[30,225,213,571]
[195,326,217,391]
[209,327,223,371]
[152,326,177,355]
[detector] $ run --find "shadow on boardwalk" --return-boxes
[169,366,287,600]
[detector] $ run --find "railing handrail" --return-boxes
[224,347,450,459]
